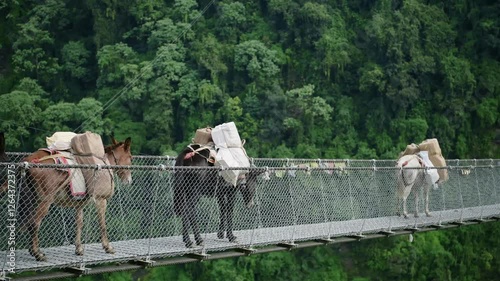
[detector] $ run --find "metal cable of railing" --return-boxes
[0,157,499,276]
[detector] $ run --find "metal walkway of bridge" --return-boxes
[1,156,499,280]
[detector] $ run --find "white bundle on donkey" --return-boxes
[396,138,448,218]
[211,122,250,187]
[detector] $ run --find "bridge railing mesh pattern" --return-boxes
[1,154,499,274]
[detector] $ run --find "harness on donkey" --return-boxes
[31,148,87,199]
[30,132,114,200]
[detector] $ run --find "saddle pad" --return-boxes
[57,151,86,199]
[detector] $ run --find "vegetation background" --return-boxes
[1,0,498,280]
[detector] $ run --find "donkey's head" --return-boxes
[238,168,263,209]
[105,136,132,185]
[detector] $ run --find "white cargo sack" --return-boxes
[46,132,77,151]
[417,151,440,190]
[211,122,250,187]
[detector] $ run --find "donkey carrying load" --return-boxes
[174,122,261,248]
[396,138,448,218]
[1,131,132,261]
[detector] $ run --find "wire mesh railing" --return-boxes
[0,154,499,276]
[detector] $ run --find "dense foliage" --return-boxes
[1,0,499,280]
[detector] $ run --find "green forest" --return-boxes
[1,0,499,280]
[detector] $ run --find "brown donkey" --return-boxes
[12,136,132,261]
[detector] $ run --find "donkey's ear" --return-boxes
[110,132,118,145]
[124,137,131,151]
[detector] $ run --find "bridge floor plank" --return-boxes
[3,204,499,273]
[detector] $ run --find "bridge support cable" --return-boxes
[372,160,383,221]
[386,181,396,233]
[357,164,379,238]
[473,160,485,221]
[142,167,163,264]
[347,160,356,221]
[168,163,182,244]
[492,162,500,217]
[248,166,264,250]
[436,166,448,227]
[285,164,298,246]
[317,159,332,241]
[457,160,465,224]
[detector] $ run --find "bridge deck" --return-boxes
[5,204,499,273]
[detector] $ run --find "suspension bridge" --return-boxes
[1,154,499,280]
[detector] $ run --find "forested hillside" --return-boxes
[1,0,499,280]
[1,0,498,158]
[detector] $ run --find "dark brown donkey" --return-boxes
[2,136,132,261]
[174,144,260,248]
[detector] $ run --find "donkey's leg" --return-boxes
[75,206,84,255]
[396,197,402,217]
[402,196,409,219]
[95,198,114,254]
[226,189,237,242]
[414,190,420,218]
[216,192,227,239]
[187,193,203,246]
[190,205,203,246]
[178,192,194,248]
[424,186,431,217]
[181,214,193,248]
[29,199,53,261]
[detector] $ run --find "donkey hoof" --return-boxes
[104,246,115,254]
[217,232,224,239]
[36,253,47,262]
[32,251,47,262]
[75,247,84,256]
[228,235,237,242]
[184,240,194,248]
[30,249,47,261]
[426,213,432,217]
[414,214,420,218]
[195,239,204,246]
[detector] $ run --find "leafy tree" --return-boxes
[0,90,42,150]
[216,1,248,43]
[11,20,60,85]
[234,40,281,83]
[61,40,91,80]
